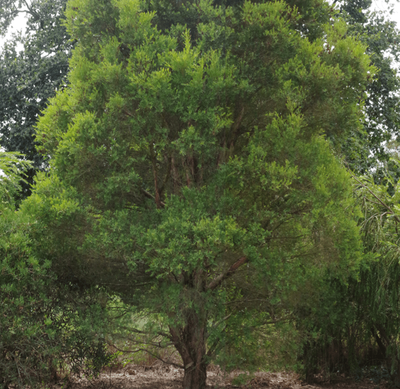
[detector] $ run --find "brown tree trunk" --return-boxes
[182,358,207,389]
[170,312,208,389]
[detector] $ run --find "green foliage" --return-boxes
[0,152,113,387]
[296,166,400,384]
[22,0,373,386]
[335,0,400,173]
[0,205,114,387]
[0,0,74,198]
[353,169,400,380]
[291,1,400,384]
[0,150,32,204]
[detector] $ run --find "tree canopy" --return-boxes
[17,0,374,387]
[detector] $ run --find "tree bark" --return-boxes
[170,313,208,389]
[182,358,207,389]
[370,326,387,359]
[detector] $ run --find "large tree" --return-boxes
[0,0,74,198]
[23,0,372,387]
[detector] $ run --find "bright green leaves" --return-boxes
[35,91,74,156]
[23,173,80,219]
[0,189,112,386]
[242,0,300,34]
[0,151,32,204]
[115,0,149,33]
[273,20,371,143]
[31,0,373,378]
[134,189,248,277]
[115,0,160,49]
[37,0,372,211]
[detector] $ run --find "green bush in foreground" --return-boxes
[0,208,114,387]
[0,153,113,387]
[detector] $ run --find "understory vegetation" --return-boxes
[2,0,400,388]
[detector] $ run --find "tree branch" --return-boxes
[110,334,174,348]
[212,313,232,328]
[115,325,172,341]
[110,344,184,369]
[21,0,41,20]
[206,334,223,359]
[150,143,162,209]
[141,188,166,207]
[207,256,247,291]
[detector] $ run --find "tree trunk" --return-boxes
[170,312,208,389]
[370,326,387,359]
[182,359,207,389]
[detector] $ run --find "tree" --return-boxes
[296,168,400,384]
[23,0,372,387]
[334,0,400,173]
[0,217,113,388]
[0,0,74,198]
[292,3,400,382]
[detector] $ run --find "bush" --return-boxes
[0,205,113,388]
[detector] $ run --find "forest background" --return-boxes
[2,0,400,388]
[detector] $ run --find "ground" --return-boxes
[58,364,388,389]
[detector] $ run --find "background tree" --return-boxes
[294,3,400,383]
[334,0,400,173]
[21,0,373,387]
[297,169,400,385]
[352,171,400,383]
[0,0,74,198]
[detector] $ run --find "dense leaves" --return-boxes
[22,0,373,387]
[298,169,400,384]
[0,0,74,198]
[335,0,400,172]
[0,150,32,204]
[5,0,400,387]
[294,2,400,383]
[0,153,113,387]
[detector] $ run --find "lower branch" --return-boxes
[110,344,184,369]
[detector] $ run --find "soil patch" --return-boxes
[56,364,388,389]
